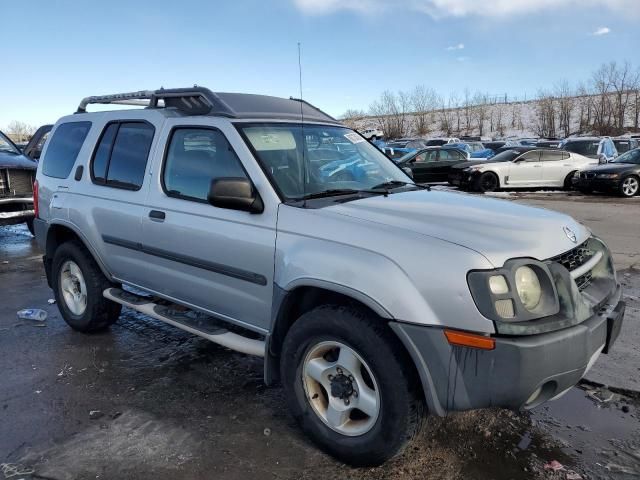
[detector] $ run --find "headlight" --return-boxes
[596,173,619,179]
[514,266,542,310]
[467,260,559,327]
[463,166,481,172]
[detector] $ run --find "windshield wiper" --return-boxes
[299,189,363,200]
[370,180,430,191]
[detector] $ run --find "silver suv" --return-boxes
[34,88,625,466]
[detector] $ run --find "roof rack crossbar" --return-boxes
[76,87,229,116]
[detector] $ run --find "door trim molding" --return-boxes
[102,234,268,286]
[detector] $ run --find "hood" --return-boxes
[583,163,638,173]
[0,151,37,169]
[325,190,589,267]
[451,159,496,169]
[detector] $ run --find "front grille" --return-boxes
[580,172,596,179]
[0,169,34,197]
[549,241,596,291]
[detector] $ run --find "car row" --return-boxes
[573,148,640,197]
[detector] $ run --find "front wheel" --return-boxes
[619,175,639,197]
[564,171,578,190]
[281,305,424,466]
[474,171,499,192]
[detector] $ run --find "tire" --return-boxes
[281,305,424,466]
[619,175,639,198]
[25,217,35,236]
[52,240,121,332]
[563,171,577,190]
[474,171,499,192]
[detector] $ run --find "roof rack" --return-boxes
[76,87,341,124]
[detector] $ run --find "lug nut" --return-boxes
[344,398,350,405]
[348,375,354,382]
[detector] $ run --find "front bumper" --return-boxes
[391,287,625,416]
[573,176,619,192]
[448,169,480,189]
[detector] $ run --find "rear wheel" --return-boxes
[563,171,578,190]
[52,240,121,332]
[475,171,499,192]
[619,175,639,197]
[281,305,424,466]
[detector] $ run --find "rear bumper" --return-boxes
[391,287,625,416]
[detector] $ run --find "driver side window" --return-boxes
[518,151,540,162]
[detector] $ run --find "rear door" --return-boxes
[540,150,572,186]
[506,150,542,186]
[434,149,467,182]
[71,117,160,286]
[140,118,278,332]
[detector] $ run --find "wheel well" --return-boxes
[46,224,82,259]
[267,287,424,401]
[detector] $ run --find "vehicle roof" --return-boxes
[564,137,603,142]
[73,87,341,125]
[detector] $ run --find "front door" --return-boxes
[141,119,277,332]
[506,150,542,186]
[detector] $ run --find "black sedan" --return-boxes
[395,147,468,183]
[573,148,640,197]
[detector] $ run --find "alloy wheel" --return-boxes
[622,177,639,197]
[60,260,88,316]
[302,341,380,436]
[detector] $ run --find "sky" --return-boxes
[1,0,638,128]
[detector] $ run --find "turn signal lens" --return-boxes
[489,275,509,294]
[444,330,495,350]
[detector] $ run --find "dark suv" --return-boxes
[0,129,38,233]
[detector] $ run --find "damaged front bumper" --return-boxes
[391,236,625,416]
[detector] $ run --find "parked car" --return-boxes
[560,137,618,163]
[535,139,562,148]
[382,138,428,159]
[612,137,639,154]
[573,147,640,197]
[443,142,495,159]
[23,124,53,160]
[0,129,37,234]
[451,147,598,192]
[34,87,625,466]
[395,146,469,183]
[447,147,535,185]
[360,128,384,140]
[424,137,460,146]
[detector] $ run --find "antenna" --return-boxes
[298,42,308,205]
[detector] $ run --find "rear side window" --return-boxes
[540,150,565,162]
[91,122,154,190]
[42,122,91,178]
[163,128,248,202]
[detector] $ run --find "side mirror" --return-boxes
[402,167,414,178]
[207,178,264,214]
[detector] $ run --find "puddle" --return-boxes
[532,387,640,479]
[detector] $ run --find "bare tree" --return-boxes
[533,90,557,138]
[369,90,411,139]
[340,109,366,129]
[555,80,574,138]
[410,85,438,136]
[608,61,639,132]
[6,121,36,143]
[472,92,489,136]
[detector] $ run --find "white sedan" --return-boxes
[454,148,598,192]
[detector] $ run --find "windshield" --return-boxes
[426,139,447,146]
[239,124,411,200]
[487,149,523,162]
[0,131,19,154]
[613,140,632,153]
[563,140,599,157]
[611,148,640,164]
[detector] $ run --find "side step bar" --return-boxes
[103,288,265,357]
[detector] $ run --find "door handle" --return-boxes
[532,164,542,168]
[149,210,166,221]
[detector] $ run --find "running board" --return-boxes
[103,288,265,357]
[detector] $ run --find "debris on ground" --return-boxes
[566,471,582,480]
[0,462,35,478]
[544,460,565,471]
[585,387,618,404]
[47,298,56,304]
[16,308,47,321]
[89,410,104,420]
[263,428,272,436]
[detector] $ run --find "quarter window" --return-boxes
[42,122,92,179]
[91,122,154,190]
[540,151,565,162]
[163,128,248,202]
